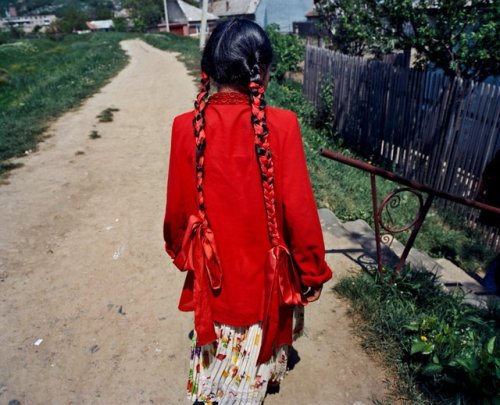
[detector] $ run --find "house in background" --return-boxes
[159,0,218,36]
[292,4,327,45]
[208,0,260,21]
[208,0,313,32]
[0,5,56,32]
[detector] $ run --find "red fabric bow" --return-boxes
[174,214,222,346]
[257,245,307,365]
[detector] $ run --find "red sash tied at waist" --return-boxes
[173,214,223,346]
[257,244,307,365]
[173,215,306,363]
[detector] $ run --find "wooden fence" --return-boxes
[303,46,500,251]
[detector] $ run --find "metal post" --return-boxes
[395,194,435,272]
[163,0,170,32]
[370,174,383,275]
[200,0,209,49]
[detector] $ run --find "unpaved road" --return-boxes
[0,39,391,404]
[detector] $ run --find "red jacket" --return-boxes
[163,91,332,352]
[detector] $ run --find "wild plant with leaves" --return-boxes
[335,268,500,403]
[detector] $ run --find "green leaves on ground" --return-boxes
[335,268,500,403]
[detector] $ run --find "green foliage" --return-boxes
[0,32,131,174]
[266,79,316,126]
[265,24,304,83]
[124,0,163,31]
[96,107,119,122]
[55,4,89,33]
[315,0,500,80]
[112,16,128,32]
[315,0,389,56]
[89,130,101,139]
[334,268,500,403]
[316,80,336,136]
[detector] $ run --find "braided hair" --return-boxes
[193,19,278,245]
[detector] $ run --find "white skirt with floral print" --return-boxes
[187,307,304,405]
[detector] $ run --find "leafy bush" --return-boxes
[335,268,500,403]
[112,17,129,33]
[265,24,304,83]
[266,79,316,125]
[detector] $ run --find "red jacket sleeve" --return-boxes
[163,116,195,260]
[281,113,333,288]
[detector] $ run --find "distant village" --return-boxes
[0,0,319,36]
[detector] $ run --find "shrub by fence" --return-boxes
[303,46,500,250]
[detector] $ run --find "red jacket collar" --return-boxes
[209,91,249,105]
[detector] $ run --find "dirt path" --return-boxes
[0,39,391,404]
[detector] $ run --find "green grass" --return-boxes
[266,79,496,274]
[141,32,200,77]
[334,268,500,404]
[97,107,119,122]
[89,130,101,139]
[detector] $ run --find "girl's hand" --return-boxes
[304,285,322,303]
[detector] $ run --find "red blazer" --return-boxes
[163,91,332,339]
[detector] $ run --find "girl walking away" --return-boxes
[163,19,333,404]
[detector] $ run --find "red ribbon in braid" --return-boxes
[174,72,222,346]
[249,81,308,365]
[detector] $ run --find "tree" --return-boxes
[124,0,163,31]
[266,24,305,82]
[55,4,89,33]
[87,0,115,19]
[315,0,500,80]
[315,0,387,56]
[112,16,128,32]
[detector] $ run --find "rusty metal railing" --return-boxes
[320,149,500,274]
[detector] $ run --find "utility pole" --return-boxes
[199,0,208,49]
[163,0,170,32]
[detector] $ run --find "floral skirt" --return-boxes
[187,309,304,405]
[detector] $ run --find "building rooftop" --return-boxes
[179,0,218,21]
[208,0,261,17]
[86,19,113,30]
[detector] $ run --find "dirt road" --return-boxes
[0,39,390,404]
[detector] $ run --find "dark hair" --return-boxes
[193,19,280,246]
[201,19,273,87]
